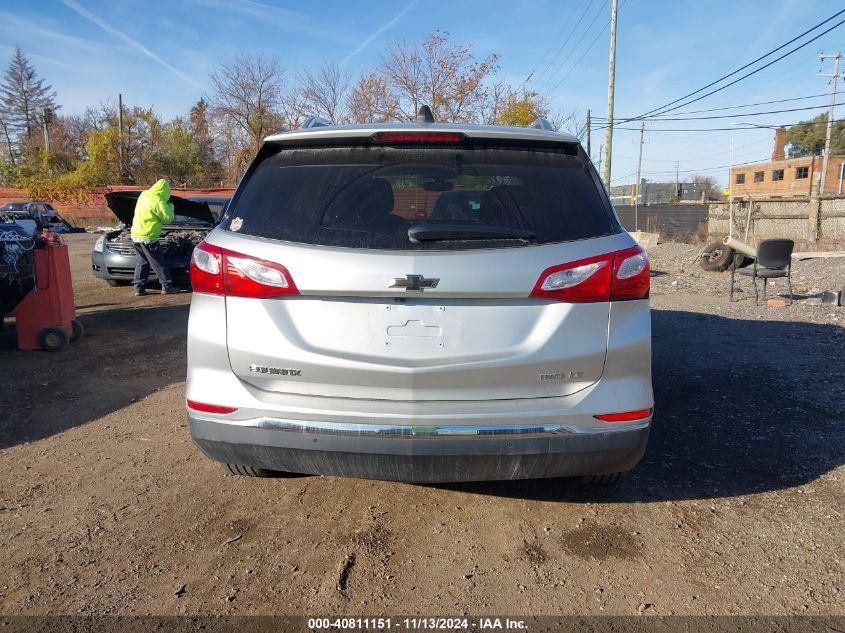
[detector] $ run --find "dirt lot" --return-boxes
[0,234,842,617]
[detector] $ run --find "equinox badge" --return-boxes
[390,274,440,291]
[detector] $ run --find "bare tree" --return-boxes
[210,111,243,185]
[209,54,285,158]
[346,72,400,124]
[549,108,586,140]
[279,86,309,130]
[299,62,352,123]
[379,31,499,123]
[479,80,508,125]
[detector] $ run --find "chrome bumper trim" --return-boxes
[218,417,650,439]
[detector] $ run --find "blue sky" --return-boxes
[1,0,844,187]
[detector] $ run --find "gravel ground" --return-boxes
[0,234,842,618]
[649,241,845,309]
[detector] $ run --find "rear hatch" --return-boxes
[206,134,634,402]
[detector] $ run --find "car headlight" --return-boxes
[94,236,105,252]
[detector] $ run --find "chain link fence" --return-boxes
[708,196,845,245]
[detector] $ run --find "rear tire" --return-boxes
[699,242,735,272]
[224,463,283,478]
[581,472,625,486]
[106,279,132,287]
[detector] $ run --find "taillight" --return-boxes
[190,242,224,294]
[611,245,650,301]
[190,241,299,298]
[186,400,239,414]
[594,408,652,422]
[530,245,649,303]
[530,253,613,303]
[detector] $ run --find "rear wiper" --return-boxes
[408,223,535,243]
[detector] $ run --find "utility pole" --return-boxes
[729,133,734,237]
[118,93,124,182]
[602,0,619,186]
[675,160,679,195]
[809,51,843,243]
[634,122,644,230]
[597,144,604,181]
[818,52,842,197]
[586,109,591,158]
[41,107,51,152]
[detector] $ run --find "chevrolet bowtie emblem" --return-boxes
[390,274,440,291]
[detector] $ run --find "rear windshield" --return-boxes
[224,144,619,250]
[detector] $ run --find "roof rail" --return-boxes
[529,117,555,131]
[302,116,334,129]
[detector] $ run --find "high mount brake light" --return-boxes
[190,242,299,298]
[370,132,466,144]
[594,408,652,422]
[186,400,239,414]
[530,245,650,303]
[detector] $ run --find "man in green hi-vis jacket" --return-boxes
[131,179,176,296]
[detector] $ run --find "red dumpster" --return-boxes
[15,239,82,351]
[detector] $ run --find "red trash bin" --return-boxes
[15,239,82,351]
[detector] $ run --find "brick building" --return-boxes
[730,126,845,199]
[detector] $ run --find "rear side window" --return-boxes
[225,145,619,250]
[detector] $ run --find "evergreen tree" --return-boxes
[0,46,59,150]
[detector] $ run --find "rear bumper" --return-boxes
[189,414,650,482]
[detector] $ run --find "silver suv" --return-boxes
[186,110,653,484]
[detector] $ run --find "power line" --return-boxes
[592,100,843,121]
[538,0,609,93]
[612,138,773,163]
[595,92,829,118]
[603,115,845,132]
[609,170,638,185]
[624,8,845,122]
[637,17,845,120]
[527,0,589,84]
[644,157,770,175]
[611,156,775,185]
[546,0,627,96]
[532,0,597,89]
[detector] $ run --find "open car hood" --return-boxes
[104,191,216,227]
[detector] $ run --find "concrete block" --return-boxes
[821,290,841,306]
[630,231,659,252]
[767,298,787,308]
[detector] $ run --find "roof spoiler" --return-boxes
[302,116,334,129]
[529,117,555,131]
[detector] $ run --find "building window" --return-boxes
[754,171,765,183]
[772,169,784,181]
[735,173,745,184]
[796,166,809,179]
